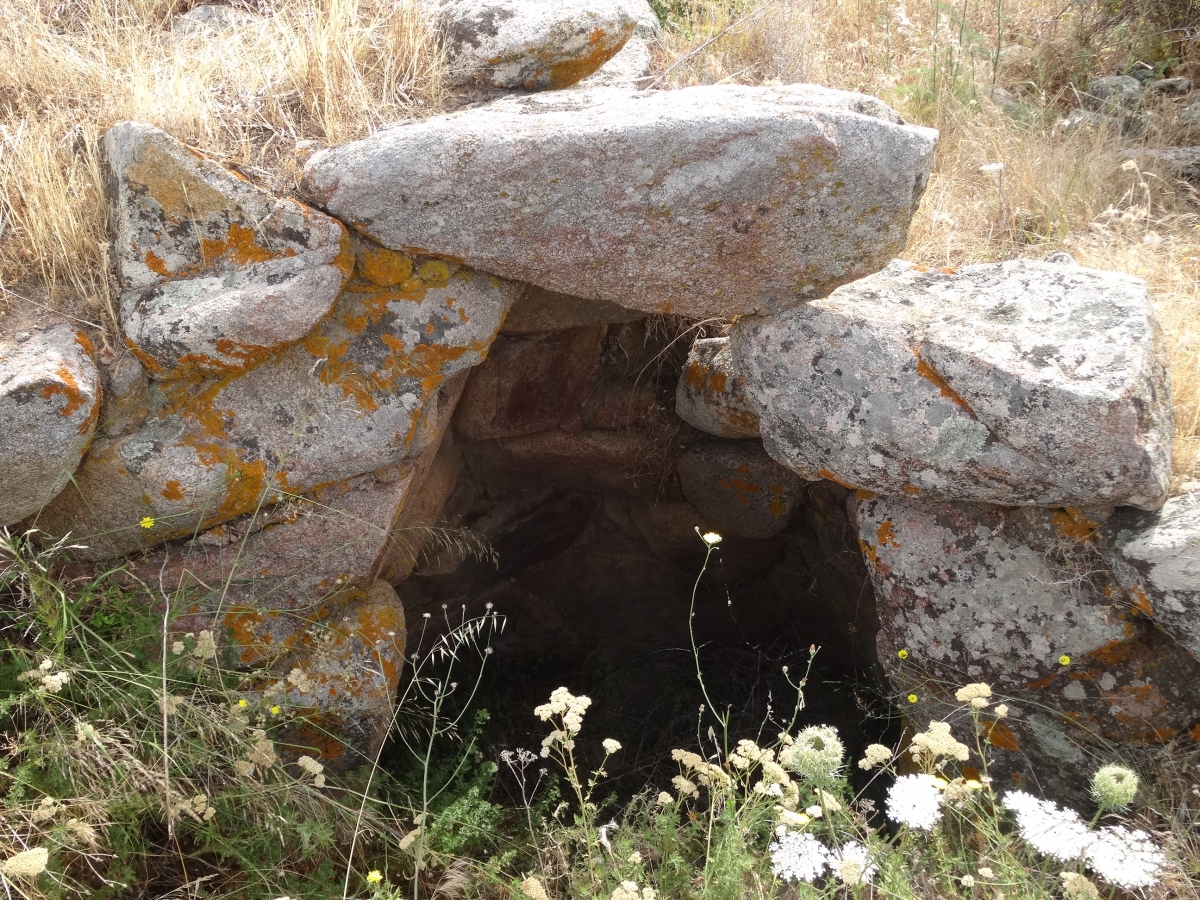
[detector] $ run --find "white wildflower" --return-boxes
[776,808,811,828]
[769,831,830,883]
[245,729,278,769]
[955,683,992,702]
[627,850,642,865]
[40,670,70,693]
[1,847,49,879]
[858,743,893,770]
[779,725,843,782]
[671,776,698,798]
[831,841,877,885]
[885,774,944,831]
[287,667,313,694]
[1002,791,1092,862]
[171,640,186,655]
[65,819,97,848]
[909,721,970,767]
[1084,826,1164,889]
[519,876,550,900]
[192,630,217,660]
[603,738,622,755]
[961,874,976,888]
[655,791,673,806]
[31,797,58,824]
[994,703,1009,717]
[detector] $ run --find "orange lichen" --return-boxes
[144,250,171,276]
[41,362,87,418]
[717,473,760,507]
[902,485,921,495]
[982,721,1020,751]
[913,349,975,414]
[818,468,860,491]
[1128,586,1154,617]
[1051,508,1100,543]
[877,520,899,547]
[522,27,624,90]
[359,246,413,287]
[161,480,185,500]
[198,221,282,268]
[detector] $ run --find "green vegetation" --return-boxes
[3,528,1199,899]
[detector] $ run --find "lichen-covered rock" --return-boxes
[675,337,759,439]
[272,580,407,769]
[578,37,652,88]
[500,286,643,334]
[731,259,1173,509]
[105,122,351,377]
[427,0,636,90]
[38,261,521,560]
[676,439,805,539]
[857,494,1200,800]
[97,353,152,439]
[1085,75,1142,111]
[300,84,937,319]
[172,4,259,35]
[456,325,606,439]
[1099,484,1200,658]
[0,326,101,527]
[1123,147,1200,181]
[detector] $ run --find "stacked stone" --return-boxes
[5,0,1195,785]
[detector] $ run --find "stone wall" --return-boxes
[2,0,1196,793]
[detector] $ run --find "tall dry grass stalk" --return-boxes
[0,0,445,333]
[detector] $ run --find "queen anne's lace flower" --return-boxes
[779,726,843,782]
[1090,764,1139,811]
[1084,826,1164,889]
[769,831,830,883]
[1002,791,1092,862]
[885,774,944,830]
[831,841,877,885]
[602,738,622,755]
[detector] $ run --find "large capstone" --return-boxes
[731,259,1173,509]
[299,84,937,319]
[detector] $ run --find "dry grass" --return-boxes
[1,0,1197,477]
[0,0,445,337]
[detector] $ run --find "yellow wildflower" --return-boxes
[907,693,918,704]
[139,516,155,529]
[1059,654,1072,666]
[897,648,909,659]
[366,869,383,884]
